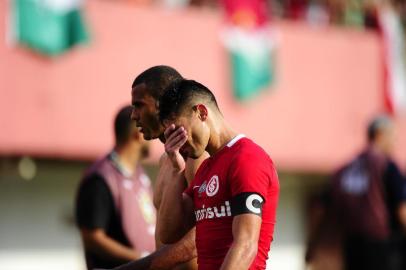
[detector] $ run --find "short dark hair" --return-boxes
[367,115,392,142]
[132,65,183,100]
[158,79,220,122]
[114,105,136,146]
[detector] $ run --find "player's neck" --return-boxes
[114,144,140,174]
[206,120,238,156]
[368,142,389,157]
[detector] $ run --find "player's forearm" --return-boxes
[158,171,189,243]
[82,230,139,264]
[151,228,197,269]
[155,213,165,249]
[113,255,152,270]
[115,230,197,270]
[219,240,257,270]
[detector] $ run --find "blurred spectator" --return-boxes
[364,0,380,29]
[307,115,406,270]
[342,0,365,27]
[284,0,309,20]
[161,0,191,9]
[306,0,330,26]
[189,0,218,8]
[119,0,154,5]
[75,106,155,270]
[116,0,406,37]
[155,0,218,9]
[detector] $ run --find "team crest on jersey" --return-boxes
[206,175,219,197]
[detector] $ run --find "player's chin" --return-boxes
[143,131,159,141]
[143,134,153,141]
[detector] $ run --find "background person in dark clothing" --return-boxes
[306,115,406,270]
[76,106,155,270]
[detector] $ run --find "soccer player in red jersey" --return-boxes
[157,79,280,270]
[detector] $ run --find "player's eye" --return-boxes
[133,102,143,109]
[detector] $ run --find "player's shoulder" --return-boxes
[78,172,109,199]
[84,154,109,175]
[229,138,275,172]
[234,138,271,159]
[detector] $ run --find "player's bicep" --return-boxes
[232,213,262,244]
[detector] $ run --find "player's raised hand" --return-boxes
[164,124,187,172]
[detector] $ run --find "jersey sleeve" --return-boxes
[75,174,114,230]
[228,149,275,201]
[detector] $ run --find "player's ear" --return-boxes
[195,104,208,121]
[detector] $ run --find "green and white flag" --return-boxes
[10,0,89,56]
[223,27,275,100]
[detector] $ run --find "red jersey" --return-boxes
[184,135,279,270]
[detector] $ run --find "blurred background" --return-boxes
[1,0,406,269]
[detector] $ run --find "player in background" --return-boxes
[76,105,155,270]
[306,115,406,270]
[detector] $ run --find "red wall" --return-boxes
[1,1,405,172]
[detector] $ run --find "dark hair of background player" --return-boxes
[367,115,391,142]
[132,65,183,101]
[114,105,137,146]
